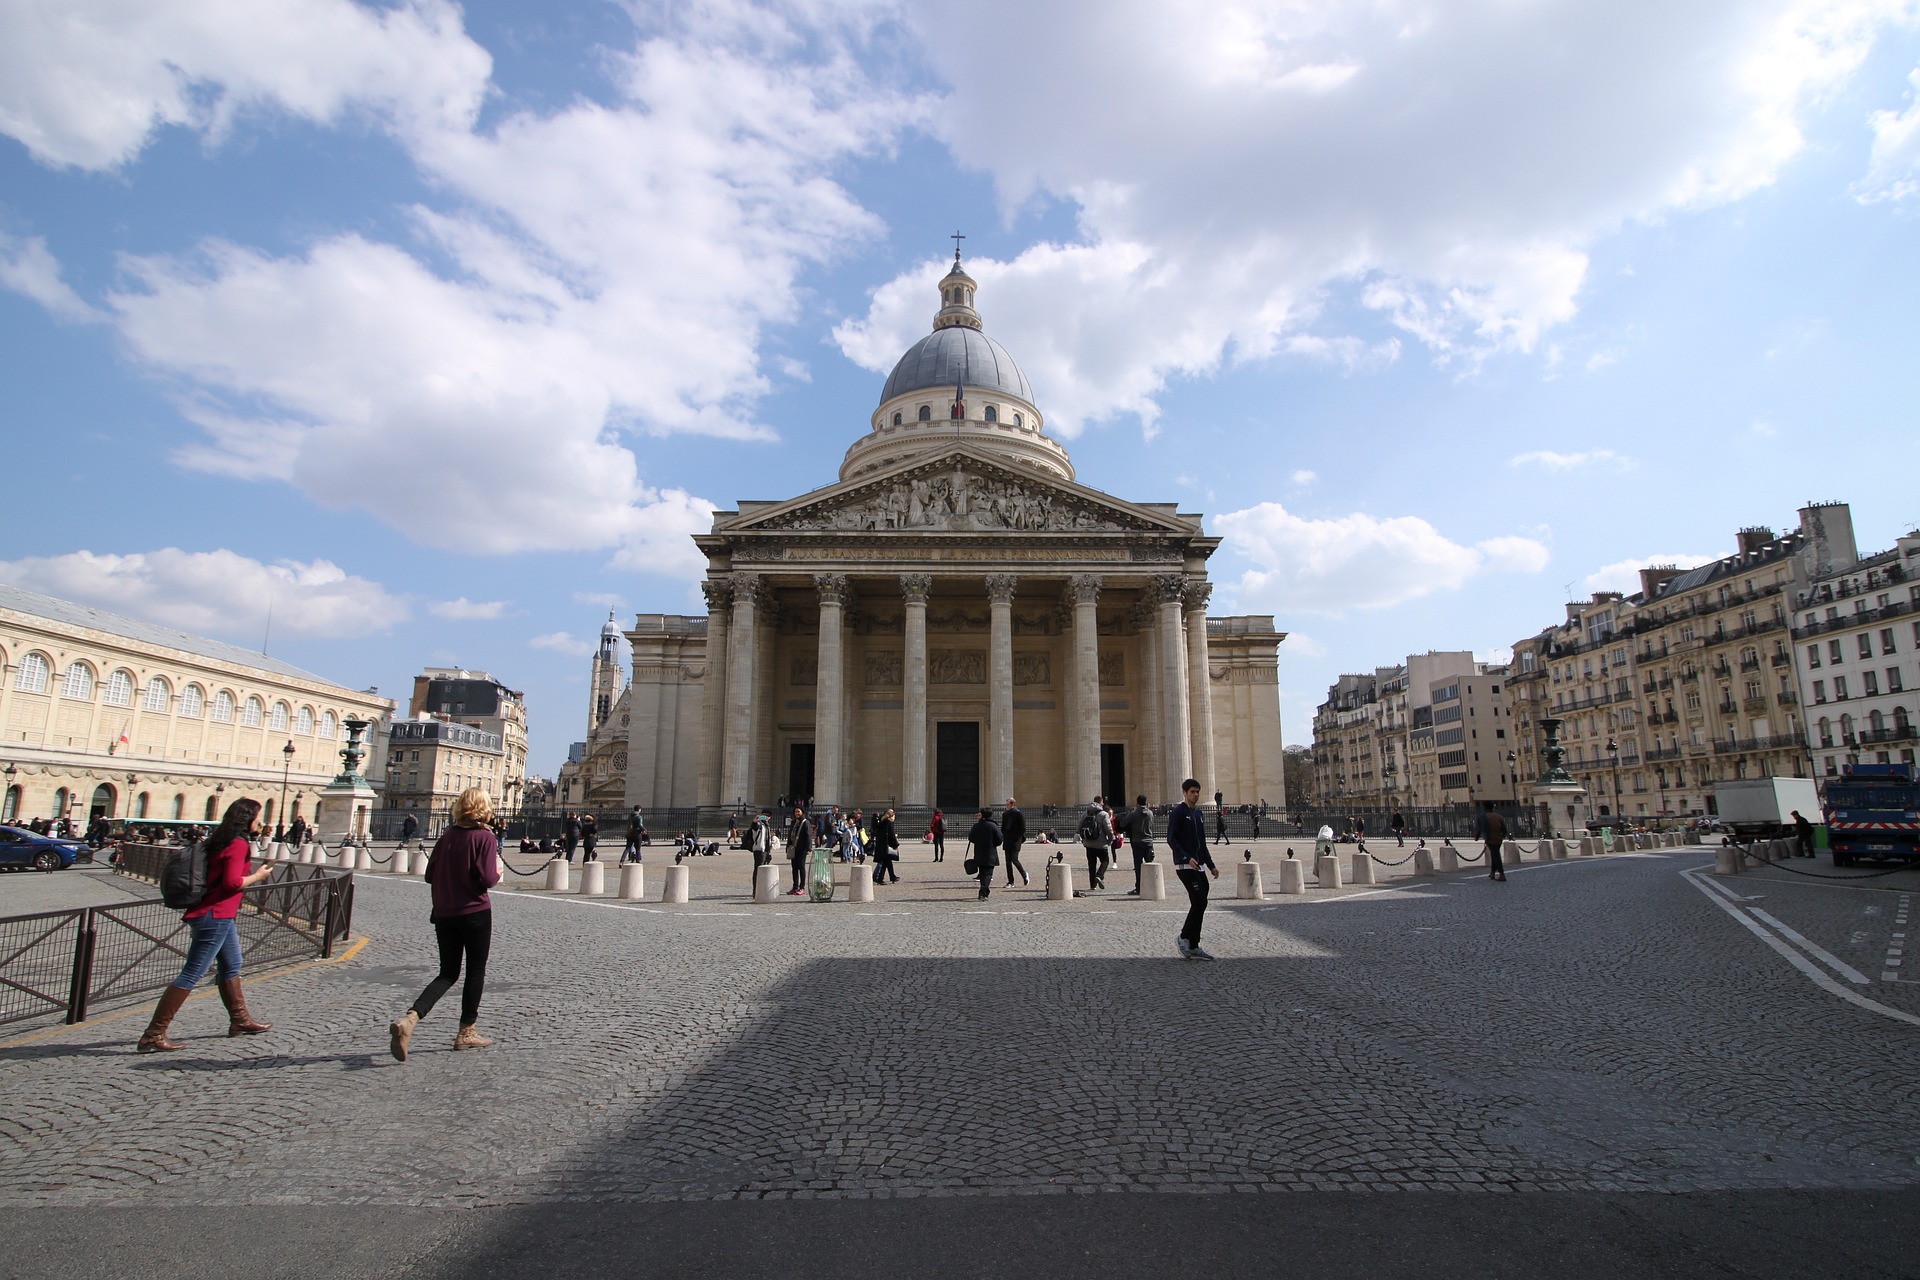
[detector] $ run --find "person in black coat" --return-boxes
[1000,797,1028,887]
[871,809,901,883]
[966,808,1001,900]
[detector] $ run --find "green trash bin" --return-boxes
[1814,824,1830,851]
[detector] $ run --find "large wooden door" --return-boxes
[935,722,980,812]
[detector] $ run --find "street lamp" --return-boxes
[278,739,296,836]
[1605,738,1621,825]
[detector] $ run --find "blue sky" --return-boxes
[2,0,1918,775]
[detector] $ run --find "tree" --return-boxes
[1283,745,1315,811]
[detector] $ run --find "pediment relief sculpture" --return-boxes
[747,462,1158,534]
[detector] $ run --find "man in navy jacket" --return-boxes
[1167,778,1219,959]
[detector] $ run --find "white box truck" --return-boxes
[1712,777,1822,840]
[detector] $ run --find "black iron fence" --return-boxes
[0,856,353,1030]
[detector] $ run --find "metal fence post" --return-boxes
[66,912,96,1024]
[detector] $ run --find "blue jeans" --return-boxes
[173,916,243,989]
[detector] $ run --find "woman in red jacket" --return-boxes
[137,797,275,1052]
[389,787,502,1060]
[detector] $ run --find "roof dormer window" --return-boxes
[984,405,998,423]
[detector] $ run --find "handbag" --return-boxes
[963,857,978,875]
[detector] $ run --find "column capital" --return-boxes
[1149,572,1187,606]
[701,579,734,612]
[814,573,850,607]
[1065,574,1102,607]
[731,574,764,609]
[899,573,934,604]
[1128,600,1156,631]
[984,573,1019,604]
[1182,579,1213,613]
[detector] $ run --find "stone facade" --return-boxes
[0,582,393,828]
[613,257,1288,812]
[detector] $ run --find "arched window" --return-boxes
[1013,412,1023,428]
[211,691,235,723]
[891,411,901,427]
[320,711,337,739]
[1841,713,1856,741]
[143,677,171,713]
[270,702,289,731]
[135,792,150,819]
[296,706,315,735]
[204,795,218,821]
[984,405,998,423]
[241,696,263,727]
[917,405,931,421]
[1818,716,1832,747]
[179,685,205,718]
[1870,709,1886,732]
[53,786,69,815]
[1,786,18,822]
[14,652,50,693]
[171,794,184,820]
[1896,706,1912,731]
[61,662,95,700]
[103,670,135,707]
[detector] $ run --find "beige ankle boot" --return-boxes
[453,1023,493,1050]
[389,1010,419,1062]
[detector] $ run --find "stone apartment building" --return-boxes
[1314,651,1487,811]
[383,714,506,819]
[409,666,529,809]
[1792,517,1918,779]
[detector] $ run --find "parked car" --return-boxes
[0,825,85,872]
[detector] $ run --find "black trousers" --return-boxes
[932,834,945,862]
[1085,846,1110,886]
[412,910,492,1026]
[1004,845,1027,884]
[1176,867,1210,945]
[977,865,995,897]
[1130,844,1149,890]
[789,855,806,890]
[875,851,899,883]
[1488,839,1505,876]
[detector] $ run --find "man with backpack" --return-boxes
[1121,794,1155,895]
[1079,795,1114,890]
[623,806,646,862]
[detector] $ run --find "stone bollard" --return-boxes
[1349,850,1376,885]
[619,863,647,901]
[1413,847,1436,876]
[1550,838,1568,860]
[1315,852,1343,889]
[413,848,433,876]
[1742,844,1767,869]
[1236,860,1264,900]
[1140,862,1167,900]
[1276,858,1306,894]
[545,858,571,892]
[752,863,780,903]
[1046,860,1075,901]
[1438,844,1459,873]
[268,841,286,862]
[850,863,875,903]
[662,864,690,903]
[355,846,373,872]
[1715,846,1741,875]
[580,861,606,896]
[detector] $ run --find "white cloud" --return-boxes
[1751,419,1782,437]
[0,548,404,639]
[0,232,102,322]
[1216,502,1550,616]
[573,592,626,610]
[1290,470,1318,486]
[1581,553,1717,595]
[838,0,1908,432]
[428,597,510,621]
[0,0,489,170]
[529,631,595,658]
[1508,449,1637,472]
[1283,632,1328,658]
[1859,66,1920,201]
[1475,645,1515,667]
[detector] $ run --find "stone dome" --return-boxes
[841,250,1072,482]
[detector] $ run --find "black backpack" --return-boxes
[160,841,211,910]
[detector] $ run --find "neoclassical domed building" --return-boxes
[617,251,1288,813]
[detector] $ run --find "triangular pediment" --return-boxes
[717,447,1197,536]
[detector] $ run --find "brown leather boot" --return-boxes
[137,984,191,1053]
[217,978,272,1036]
[454,1023,493,1050]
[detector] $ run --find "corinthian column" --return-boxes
[1067,575,1102,803]
[901,574,932,806]
[699,580,732,807]
[1184,580,1216,801]
[1132,601,1162,804]
[721,576,762,806]
[1154,573,1192,789]
[814,574,848,807]
[985,574,1018,804]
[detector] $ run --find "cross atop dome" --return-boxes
[934,238,981,333]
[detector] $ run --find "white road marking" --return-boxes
[1748,908,1872,985]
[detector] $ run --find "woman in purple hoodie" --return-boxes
[389,787,502,1060]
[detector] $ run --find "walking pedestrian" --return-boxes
[400,810,419,849]
[785,806,813,895]
[389,787,502,1060]
[930,809,946,862]
[623,806,646,862]
[1390,808,1405,847]
[1122,794,1155,894]
[872,808,902,884]
[580,812,599,862]
[1213,802,1228,845]
[966,807,1001,899]
[1791,809,1815,858]
[1482,804,1508,882]
[1078,795,1113,889]
[136,797,276,1052]
[561,812,580,863]
[1001,797,1029,887]
[1168,778,1219,960]
[1353,814,1367,852]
